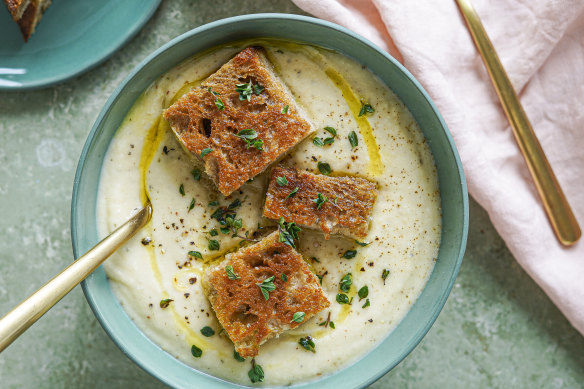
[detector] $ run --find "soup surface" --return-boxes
[97,40,441,386]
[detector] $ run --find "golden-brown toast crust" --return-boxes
[4,0,26,19]
[163,47,313,196]
[202,231,329,358]
[4,0,52,42]
[16,0,36,41]
[264,166,378,239]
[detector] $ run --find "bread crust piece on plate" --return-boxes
[201,231,329,358]
[4,0,52,42]
[264,165,378,239]
[163,46,314,197]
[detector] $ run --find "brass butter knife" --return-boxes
[455,0,581,246]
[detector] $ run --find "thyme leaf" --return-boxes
[225,265,240,280]
[256,276,276,300]
[292,311,305,323]
[298,336,316,353]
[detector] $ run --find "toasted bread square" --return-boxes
[264,166,378,239]
[4,0,52,42]
[163,47,314,196]
[201,231,329,358]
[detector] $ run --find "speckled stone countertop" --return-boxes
[0,1,582,388]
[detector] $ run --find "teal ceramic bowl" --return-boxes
[72,14,468,389]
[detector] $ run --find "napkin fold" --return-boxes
[292,0,584,335]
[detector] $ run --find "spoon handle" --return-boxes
[0,204,152,353]
[455,0,581,246]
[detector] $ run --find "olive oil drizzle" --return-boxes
[138,97,219,353]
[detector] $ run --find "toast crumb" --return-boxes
[163,47,314,196]
[201,231,329,358]
[264,166,378,239]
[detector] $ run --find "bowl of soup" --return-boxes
[72,13,468,388]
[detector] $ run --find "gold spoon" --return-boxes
[455,0,581,246]
[0,203,152,352]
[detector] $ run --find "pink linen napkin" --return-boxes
[292,0,584,335]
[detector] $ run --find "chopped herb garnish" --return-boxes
[382,269,390,285]
[220,226,231,234]
[208,239,220,251]
[281,273,287,282]
[312,137,324,147]
[278,217,301,248]
[253,83,264,95]
[159,299,173,308]
[312,193,328,209]
[209,229,218,236]
[324,126,337,137]
[348,130,359,148]
[179,184,185,196]
[248,359,264,383]
[200,326,215,337]
[339,273,352,293]
[329,321,336,329]
[234,350,245,362]
[298,336,315,353]
[319,312,332,328]
[358,285,369,300]
[355,240,369,247]
[225,265,240,280]
[311,256,320,263]
[189,198,195,211]
[236,82,253,101]
[362,299,370,308]
[214,96,224,110]
[333,197,338,204]
[286,187,299,199]
[276,176,289,186]
[281,104,289,114]
[200,148,213,158]
[188,250,203,259]
[292,311,305,323]
[256,276,276,300]
[191,344,202,358]
[192,168,201,181]
[225,216,243,235]
[323,137,335,145]
[208,87,224,110]
[236,129,263,151]
[316,273,324,285]
[228,199,242,210]
[317,161,332,175]
[358,101,375,116]
[208,200,219,207]
[336,293,350,304]
[342,249,357,259]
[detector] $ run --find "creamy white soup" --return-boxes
[97,40,441,386]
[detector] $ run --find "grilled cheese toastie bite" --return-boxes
[201,231,330,358]
[163,47,314,196]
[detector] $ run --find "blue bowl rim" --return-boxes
[72,13,468,388]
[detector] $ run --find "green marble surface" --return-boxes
[0,0,582,388]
